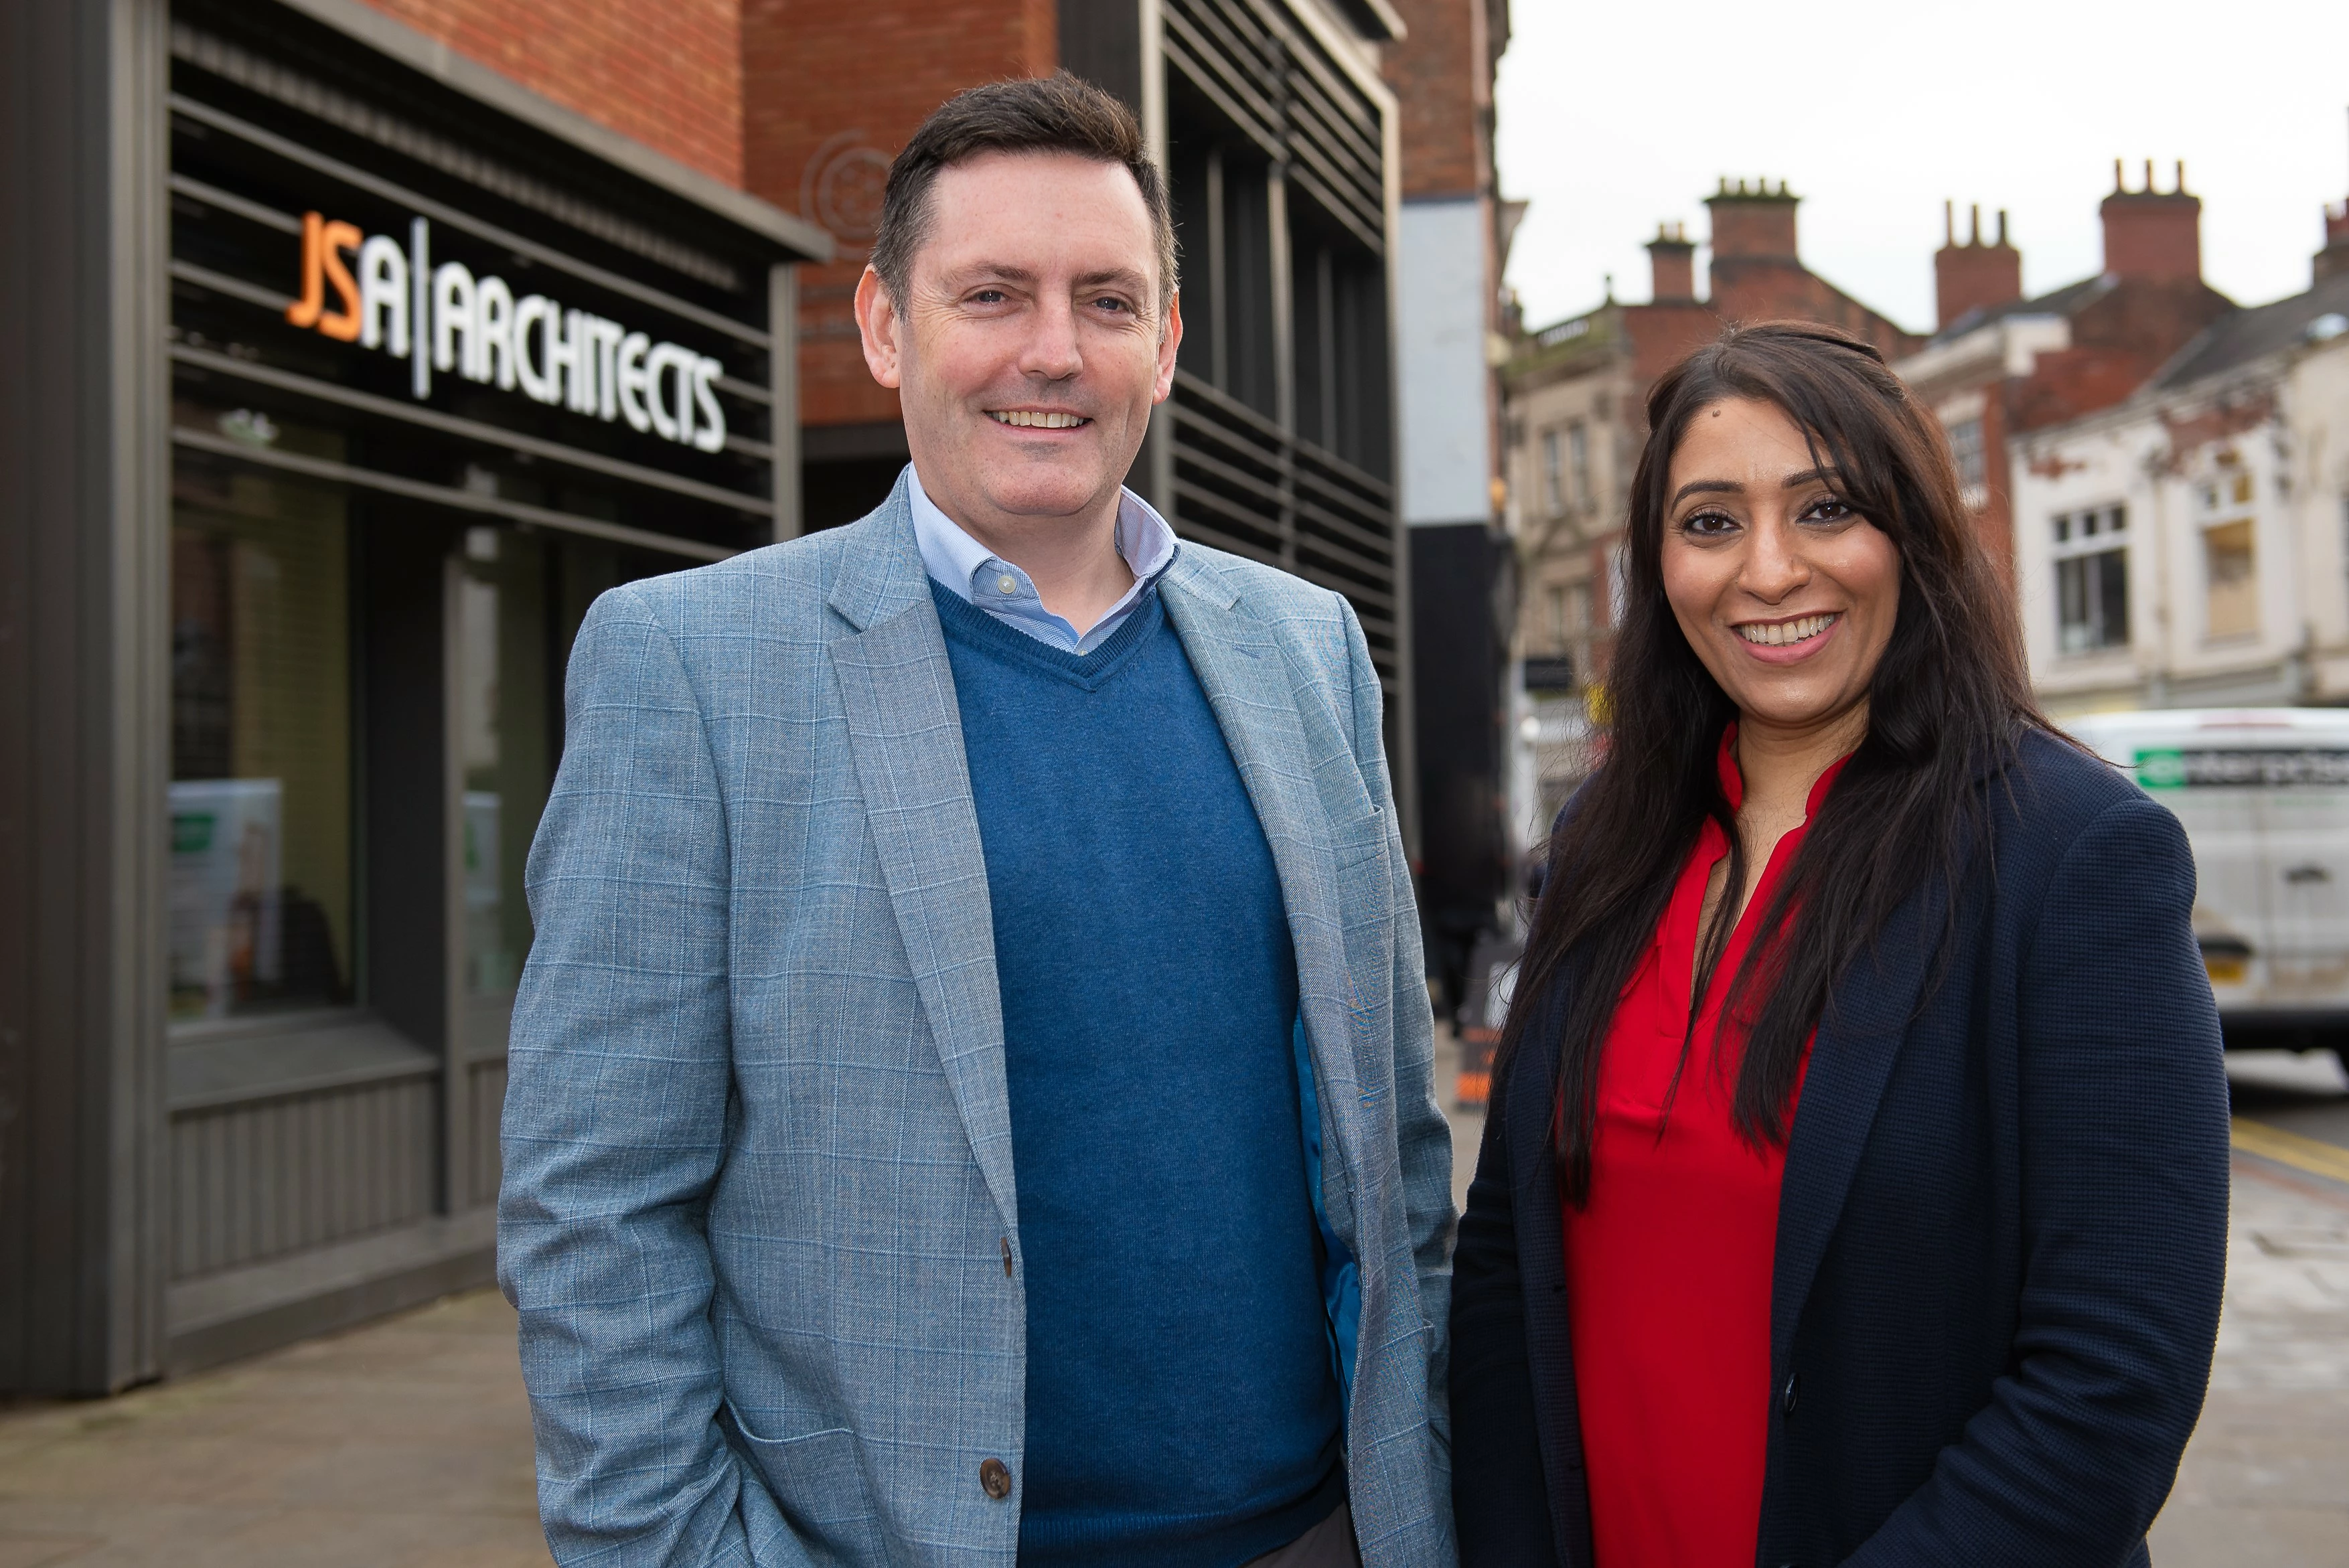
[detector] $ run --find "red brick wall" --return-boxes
[2100,191,2202,283]
[1706,192,1797,260]
[355,0,744,186]
[743,0,1055,426]
[1707,260,1920,362]
[1935,241,2021,330]
[1384,0,1492,201]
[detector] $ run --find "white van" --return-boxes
[2064,708,2349,1050]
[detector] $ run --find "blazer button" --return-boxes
[1781,1372,1800,1415]
[980,1458,1012,1500]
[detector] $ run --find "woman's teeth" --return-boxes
[990,410,1087,428]
[1736,613,1837,647]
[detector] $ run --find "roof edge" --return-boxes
[269,0,835,263]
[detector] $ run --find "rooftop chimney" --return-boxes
[1934,200,2023,330]
[1705,176,1799,262]
[1646,221,1695,301]
[2319,200,2349,284]
[2100,158,2202,284]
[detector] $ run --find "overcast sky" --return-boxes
[1494,0,2349,337]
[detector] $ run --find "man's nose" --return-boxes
[1740,513,1810,602]
[1020,297,1084,382]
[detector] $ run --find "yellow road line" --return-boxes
[2231,1117,2349,1185]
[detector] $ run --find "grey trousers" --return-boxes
[1243,1502,1361,1568]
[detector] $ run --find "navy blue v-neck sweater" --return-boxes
[931,580,1343,1567]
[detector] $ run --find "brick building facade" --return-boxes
[358,0,747,184]
[4,0,828,1394]
[1897,162,2236,587]
[1383,0,1518,1014]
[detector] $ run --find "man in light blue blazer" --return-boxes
[500,73,1454,1568]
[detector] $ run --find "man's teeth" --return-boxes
[1736,613,1837,647]
[990,410,1087,428]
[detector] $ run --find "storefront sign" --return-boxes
[286,212,728,451]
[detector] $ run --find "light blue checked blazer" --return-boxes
[498,471,1457,1567]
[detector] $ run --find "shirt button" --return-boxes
[979,1457,1012,1499]
[1781,1371,1800,1415]
[996,573,1016,595]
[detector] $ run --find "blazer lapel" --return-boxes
[1769,878,1944,1368]
[826,477,1018,1233]
[1158,555,1372,1183]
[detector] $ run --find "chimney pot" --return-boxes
[1935,195,2024,330]
[1645,221,1697,301]
[2101,164,2204,283]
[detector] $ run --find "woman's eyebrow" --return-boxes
[1780,467,1838,489]
[1669,478,1742,506]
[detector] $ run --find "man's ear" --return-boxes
[1152,289,1184,406]
[854,265,902,390]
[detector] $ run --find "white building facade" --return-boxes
[2010,285,2349,716]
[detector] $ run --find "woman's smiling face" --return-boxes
[1659,397,1901,738]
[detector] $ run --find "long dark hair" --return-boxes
[1501,320,2046,1204]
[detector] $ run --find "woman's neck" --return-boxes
[1734,702,1868,834]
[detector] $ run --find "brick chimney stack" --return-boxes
[1934,201,2022,331]
[1647,222,1695,301]
[2318,200,2349,284]
[2100,159,2202,283]
[1706,177,1799,262]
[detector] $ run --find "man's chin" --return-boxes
[972,465,1122,522]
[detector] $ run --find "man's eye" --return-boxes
[969,289,1007,305]
[1092,296,1131,313]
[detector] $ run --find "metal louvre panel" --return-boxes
[169,1075,439,1280]
[1170,371,1399,676]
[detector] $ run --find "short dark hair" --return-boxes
[868,72,1177,321]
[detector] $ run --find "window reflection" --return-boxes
[456,526,550,1012]
[169,467,352,1022]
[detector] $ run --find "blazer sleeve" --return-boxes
[1338,600,1458,1468]
[1449,1053,1564,1567]
[1847,793,2230,1567]
[496,584,807,1567]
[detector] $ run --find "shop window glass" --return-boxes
[169,461,352,1023]
[455,527,553,1025]
[2050,504,2130,655]
[2056,550,2129,653]
[2204,519,2257,639]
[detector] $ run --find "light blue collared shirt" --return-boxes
[908,467,1179,655]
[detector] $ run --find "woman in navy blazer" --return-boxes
[1450,323,2229,1567]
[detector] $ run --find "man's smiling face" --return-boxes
[857,149,1181,536]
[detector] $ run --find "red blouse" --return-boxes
[1562,731,1847,1568]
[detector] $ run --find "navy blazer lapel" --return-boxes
[826,476,1018,1234]
[1503,979,1596,1564]
[1769,878,1944,1368]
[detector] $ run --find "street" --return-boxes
[0,1039,2340,1566]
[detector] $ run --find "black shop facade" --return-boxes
[0,0,830,1392]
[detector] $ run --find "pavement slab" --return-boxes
[1,1043,2341,1565]
[0,1289,550,1568]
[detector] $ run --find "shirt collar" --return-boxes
[907,465,1177,606]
